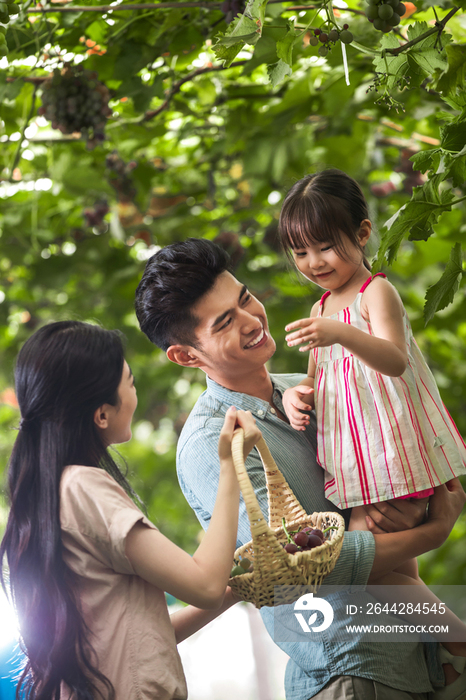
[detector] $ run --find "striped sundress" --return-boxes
[314,274,466,509]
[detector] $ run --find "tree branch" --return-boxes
[384,5,460,56]
[28,1,223,12]
[141,60,247,122]
[26,0,359,12]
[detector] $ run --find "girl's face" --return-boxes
[96,361,138,445]
[291,222,371,292]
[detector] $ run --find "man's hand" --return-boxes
[425,479,466,548]
[363,479,466,547]
[362,496,429,534]
[282,386,314,431]
[285,317,343,352]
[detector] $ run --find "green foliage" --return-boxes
[0,0,465,586]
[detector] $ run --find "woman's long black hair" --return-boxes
[0,321,136,700]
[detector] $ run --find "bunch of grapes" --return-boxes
[283,526,326,554]
[364,0,406,32]
[83,199,109,229]
[105,152,137,202]
[38,65,112,148]
[230,557,253,577]
[308,24,353,57]
[220,0,246,24]
[0,0,19,57]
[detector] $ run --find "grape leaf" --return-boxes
[214,0,269,65]
[408,175,456,240]
[441,122,466,152]
[376,175,456,265]
[410,48,448,75]
[276,20,297,67]
[424,243,463,324]
[410,148,442,174]
[214,42,244,66]
[435,44,466,99]
[438,146,466,188]
[373,35,409,90]
[267,58,292,87]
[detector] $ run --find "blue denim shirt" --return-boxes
[177,373,442,699]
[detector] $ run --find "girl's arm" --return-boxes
[170,587,239,644]
[286,278,408,377]
[125,408,261,610]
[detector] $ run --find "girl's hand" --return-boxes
[285,317,342,351]
[282,386,314,431]
[218,407,262,462]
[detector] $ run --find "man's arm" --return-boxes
[368,479,465,582]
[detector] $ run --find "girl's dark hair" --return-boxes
[0,320,135,700]
[279,169,371,269]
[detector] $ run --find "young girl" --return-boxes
[279,169,466,670]
[0,320,261,700]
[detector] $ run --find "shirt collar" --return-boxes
[205,374,287,421]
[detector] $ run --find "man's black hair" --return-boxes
[135,238,231,351]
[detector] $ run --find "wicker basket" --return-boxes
[228,428,345,608]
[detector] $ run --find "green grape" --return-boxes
[365,5,379,19]
[318,45,329,56]
[230,565,245,577]
[378,4,394,19]
[387,12,400,25]
[340,29,353,43]
[328,29,339,42]
[309,36,319,46]
[396,2,406,14]
[373,17,388,30]
[8,4,19,14]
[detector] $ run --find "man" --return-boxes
[135,238,465,700]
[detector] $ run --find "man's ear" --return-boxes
[94,405,109,430]
[166,345,203,368]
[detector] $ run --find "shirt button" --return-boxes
[257,409,264,416]
[270,408,276,415]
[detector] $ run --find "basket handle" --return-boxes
[232,428,309,530]
[231,428,294,575]
[251,431,308,530]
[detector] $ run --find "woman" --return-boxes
[0,320,260,700]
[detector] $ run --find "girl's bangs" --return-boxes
[280,196,344,251]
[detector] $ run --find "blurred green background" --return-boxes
[1,0,465,585]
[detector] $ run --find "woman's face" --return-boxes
[99,361,138,445]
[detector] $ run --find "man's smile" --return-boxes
[243,325,267,349]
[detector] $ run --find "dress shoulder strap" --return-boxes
[320,291,331,306]
[359,272,387,294]
[318,291,331,316]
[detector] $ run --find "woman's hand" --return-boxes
[218,407,262,462]
[285,317,343,351]
[282,386,314,431]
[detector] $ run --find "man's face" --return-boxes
[189,271,276,382]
